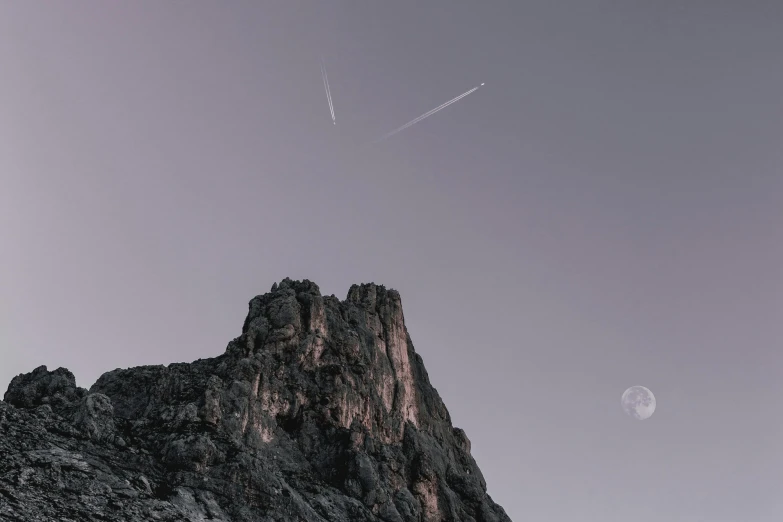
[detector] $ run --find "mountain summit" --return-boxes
[0,278,511,521]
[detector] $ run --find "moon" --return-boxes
[621,386,656,420]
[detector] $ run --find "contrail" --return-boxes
[321,59,336,125]
[373,83,484,143]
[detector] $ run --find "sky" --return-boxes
[1,2,782,520]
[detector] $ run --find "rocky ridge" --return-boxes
[0,279,511,521]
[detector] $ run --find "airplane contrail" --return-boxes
[373,83,484,143]
[321,59,336,125]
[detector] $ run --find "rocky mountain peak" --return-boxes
[1,279,510,521]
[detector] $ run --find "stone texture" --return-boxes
[0,278,511,521]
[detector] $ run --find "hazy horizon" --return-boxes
[2,2,782,521]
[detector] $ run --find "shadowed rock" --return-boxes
[0,278,511,521]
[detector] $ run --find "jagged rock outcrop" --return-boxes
[0,279,511,521]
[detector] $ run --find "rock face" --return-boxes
[0,279,511,521]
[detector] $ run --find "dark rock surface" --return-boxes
[1,279,511,521]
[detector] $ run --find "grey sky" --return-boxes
[2,2,782,520]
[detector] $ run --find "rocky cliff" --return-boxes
[0,279,511,522]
